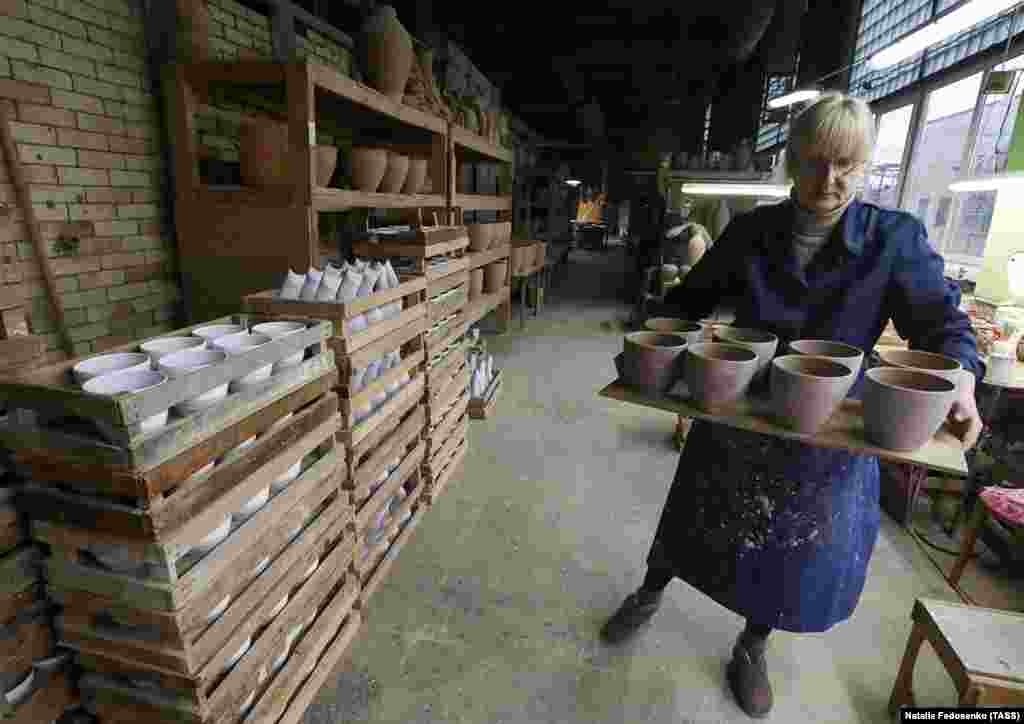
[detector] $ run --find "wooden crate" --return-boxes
[350,438,424,535]
[1,662,77,723]
[3,361,337,505]
[345,401,424,513]
[337,335,426,433]
[0,486,24,556]
[426,272,468,323]
[243,274,427,356]
[426,366,470,426]
[352,229,469,280]
[332,313,425,380]
[426,337,466,392]
[337,371,424,450]
[50,486,351,678]
[425,416,467,479]
[427,389,469,449]
[423,437,467,506]
[468,368,502,420]
[0,314,331,442]
[351,467,425,580]
[424,313,467,354]
[356,506,428,614]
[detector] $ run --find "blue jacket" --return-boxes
[665,198,984,387]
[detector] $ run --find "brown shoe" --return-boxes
[727,640,773,718]
[599,590,663,644]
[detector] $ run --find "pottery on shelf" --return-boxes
[361,5,414,102]
[314,145,338,187]
[770,355,856,435]
[73,352,152,385]
[623,331,690,396]
[468,224,490,252]
[192,324,245,344]
[644,318,703,345]
[788,339,864,376]
[349,147,388,192]
[158,347,229,416]
[469,269,484,300]
[863,367,957,451]
[684,342,759,413]
[252,321,306,373]
[82,369,169,433]
[379,151,409,193]
[484,261,507,294]
[140,336,205,365]
[875,348,963,390]
[402,158,428,194]
[712,327,779,381]
[212,332,273,391]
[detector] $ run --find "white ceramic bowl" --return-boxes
[4,669,34,706]
[140,336,205,364]
[158,347,229,415]
[253,322,306,373]
[193,514,232,556]
[251,556,270,579]
[206,594,232,624]
[235,486,270,520]
[73,352,152,385]
[192,324,244,343]
[82,369,169,433]
[212,332,273,389]
[223,636,252,674]
[270,460,302,494]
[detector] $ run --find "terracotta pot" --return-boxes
[770,355,855,435]
[379,151,409,193]
[484,261,507,293]
[349,147,387,192]
[469,269,484,299]
[863,368,957,451]
[239,118,289,187]
[875,348,963,390]
[712,327,778,382]
[402,158,428,194]
[623,332,690,396]
[468,224,490,252]
[684,342,759,413]
[644,318,702,345]
[788,339,864,376]
[362,5,414,102]
[314,146,338,187]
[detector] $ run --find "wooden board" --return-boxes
[352,237,468,262]
[423,444,466,506]
[466,244,511,272]
[453,193,513,211]
[425,418,467,475]
[428,390,469,446]
[350,225,469,246]
[338,349,425,430]
[338,373,424,448]
[450,124,513,163]
[333,316,426,377]
[356,506,427,613]
[313,189,445,211]
[352,440,423,534]
[424,315,467,353]
[326,304,425,356]
[469,368,502,420]
[426,339,467,391]
[344,403,424,501]
[424,255,470,285]
[599,380,969,476]
[351,471,424,580]
[426,367,470,424]
[463,287,510,327]
[275,612,361,724]
[916,598,1024,685]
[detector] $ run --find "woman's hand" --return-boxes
[947,370,982,451]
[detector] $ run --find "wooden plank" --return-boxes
[450,124,513,163]
[339,373,424,448]
[183,61,287,88]
[0,284,23,310]
[426,418,467,474]
[345,398,423,478]
[334,315,426,374]
[427,367,470,423]
[463,287,511,327]
[0,336,46,367]
[338,349,425,429]
[466,244,511,272]
[353,440,423,533]
[423,443,466,505]
[425,255,470,283]
[469,368,502,420]
[918,598,1024,685]
[285,61,314,208]
[313,189,446,211]
[353,472,424,581]
[599,380,969,476]
[329,304,425,355]
[244,274,425,324]
[276,614,362,724]
[428,390,469,445]
[346,407,424,503]
[353,237,468,261]
[424,316,467,353]
[453,193,513,211]
[427,340,467,391]
[357,507,428,610]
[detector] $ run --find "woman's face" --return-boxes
[793,151,864,214]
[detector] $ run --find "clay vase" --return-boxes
[402,158,428,194]
[684,342,759,413]
[712,327,778,383]
[644,318,702,345]
[863,368,957,451]
[362,5,414,102]
[314,146,338,187]
[468,224,490,252]
[770,355,855,435]
[239,118,289,187]
[623,332,690,396]
[875,348,963,391]
[484,261,507,293]
[788,339,864,377]
[379,152,409,193]
[469,269,484,300]
[349,147,388,192]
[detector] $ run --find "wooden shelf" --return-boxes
[464,287,510,326]
[454,194,513,211]
[466,244,511,271]
[313,189,446,211]
[450,124,513,163]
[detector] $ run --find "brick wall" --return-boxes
[0,0,179,362]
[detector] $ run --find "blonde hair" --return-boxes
[785,92,875,181]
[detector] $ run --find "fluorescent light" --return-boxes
[565,179,582,187]
[680,183,792,197]
[767,89,821,109]
[870,0,1022,69]
[949,170,1024,191]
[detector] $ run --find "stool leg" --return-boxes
[948,499,987,590]
[889,622,926,714]
[959,683,982,707]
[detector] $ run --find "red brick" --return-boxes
[101,252,146,269]
[78,270,124,290]
[37,220,94,239]
[138,221,161,235]
[19,165,58,184]
[77,150,123,169]
[93,334,134,352]
[76,112,124,135]
[77,237,121,256]
[51,257,100,276]
[107,135,149,154]
[109,302,133,319]
[85,189,132,204]
[0,79,50,104]
[125,263,164,283]
[56,129,108,150]
[18,104,76,128]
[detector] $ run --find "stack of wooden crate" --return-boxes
[0,314,362,724]
[245,270,431,615]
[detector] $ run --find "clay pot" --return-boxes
[712,327,778,382]
[484,261,507,293]
[623,332,690,396]
[239,118,289,187]
[362,5,414,102]
[468,224,490,252]
[469,269,484,299]
[350,147,388,192]
[684,342,759,413]
[402,158,428,194]
[379,152,409,193]
[875,348,963,390]
[770,355,855,435]
[314,146,338,187]
[644,318,702,345]
[788,339,864,376]
[863,368,957,451]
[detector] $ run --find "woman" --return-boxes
[600,93,984,718]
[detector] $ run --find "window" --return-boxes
[916,196,930,221]
[935,196,951,227]
[862,104,913,207]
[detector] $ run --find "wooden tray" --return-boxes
[351,470,424,580]
[0,314,330,435]
[352,225,468,246]
[338,372,424,449]
[352,236,468,265]
[423,442,466,506]
[351,440,424,534]
[345,403,424,508]
[425,417,467,476]
[427,352,467,401]
[428,278,468,323]
[426,367,470,424]
[356,506,427,614]
[427,390,469,447]
[599,379,969,476]
[338,349,426,431]
[332,315,426,379]
[469,368,502,420]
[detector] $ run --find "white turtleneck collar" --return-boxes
[789,190,853,271]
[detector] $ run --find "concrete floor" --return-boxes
[305,243,968,724]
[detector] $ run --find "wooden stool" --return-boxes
[889,598,1024,714]
[948,486,1024,592]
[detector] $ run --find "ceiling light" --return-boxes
[949,170,1024,191]
[869,0,1022,69]
[680,183,792,198]
[767,89,821,109]
[565,179,582,187]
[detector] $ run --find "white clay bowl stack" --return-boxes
[82,369,169,434]
[4,669,34,706]
[223,636,252,675]
[235,486,270,520]
[73,352,152,385]
[252,321,306,373]
[189,514,232,558]
[212,332,273,391]
[270,459,302,494]
[206,594,232,624]
[158,347,229,416]
[139,336,205,365]
[191,324,244,344]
